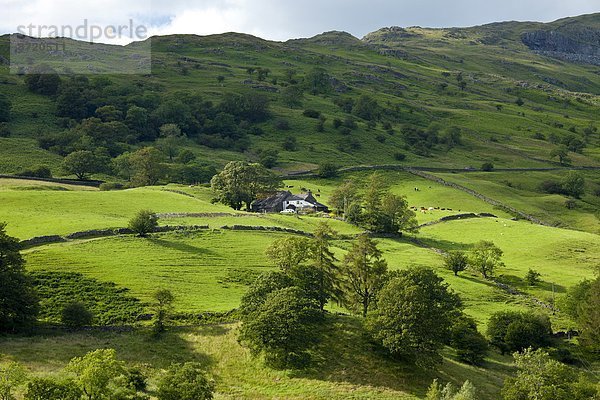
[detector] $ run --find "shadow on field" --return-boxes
[459,274,498,289]
[290,316,436,397]
[0,327,215,371]
[497,274,566,294]
[290,316,506,398]
[407,237,473,252]
[148,238,218,256]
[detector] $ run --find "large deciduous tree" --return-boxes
[0,223,39,332]
[62,150,105,180]
[470,241,504,279]
[128,146,164,187]
[444,251,469,276]
[367,268,462,367]
[340,235,388,317]
[210,161,282,211]
[239,287,322,369]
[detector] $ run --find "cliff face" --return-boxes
[522,27,600,65]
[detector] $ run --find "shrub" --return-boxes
[257,149,278,168]
[175,149,196,164]
[450,316,488,365]
[481,162,494,172]
[332,118,342,129]
[156,363,214,400]
[125,367,147,392]
[539,180,564,195]
[343,116,357,130]
[393,152,406,161]
[15,165,52,179]
[375,134,386,143]
[282,136,298,151]
[317,163,339,178]
[302,109,320,118]
[0,362,28,400]
[99,182,124,191]
[25,378,82,400]
[525,269,541,286]
[128,210,158,237]
[274,119,290,130]
[487,311,552,354]
[0,122,10,137]
[61,302,94,328]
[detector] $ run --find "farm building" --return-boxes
[252,191,329,213]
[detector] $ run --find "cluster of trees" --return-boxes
[400,124,463,157]
[329,173,419,234]
[444,241,505,279]
[22,72,273,182]
[239,226,488,369]
[0,349,214,400]
[60,145,215,186]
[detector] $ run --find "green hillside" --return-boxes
[0,13,599,400]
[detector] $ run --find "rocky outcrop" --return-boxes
[522,28,600,65]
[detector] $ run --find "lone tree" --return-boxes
[444,251,469,276]
[128,210,158,237]
[0,223,38,332]
[367,268,462,367]
[61,302,93,329]
[62,150,104,180]
[550,145,571,166]
[211,161,282,211]
[151,289,175,336]
[470,241,504,279]
[561,171,585,199]
[340,235,388,317]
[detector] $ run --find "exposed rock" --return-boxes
[522,28,600,65]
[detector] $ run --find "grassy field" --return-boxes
[435,171,600,234]
[0,318,516,399]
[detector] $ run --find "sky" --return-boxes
[2,0,599,44]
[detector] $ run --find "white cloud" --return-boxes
[2,0,599,44]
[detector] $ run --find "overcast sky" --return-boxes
[3,0,599,44]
